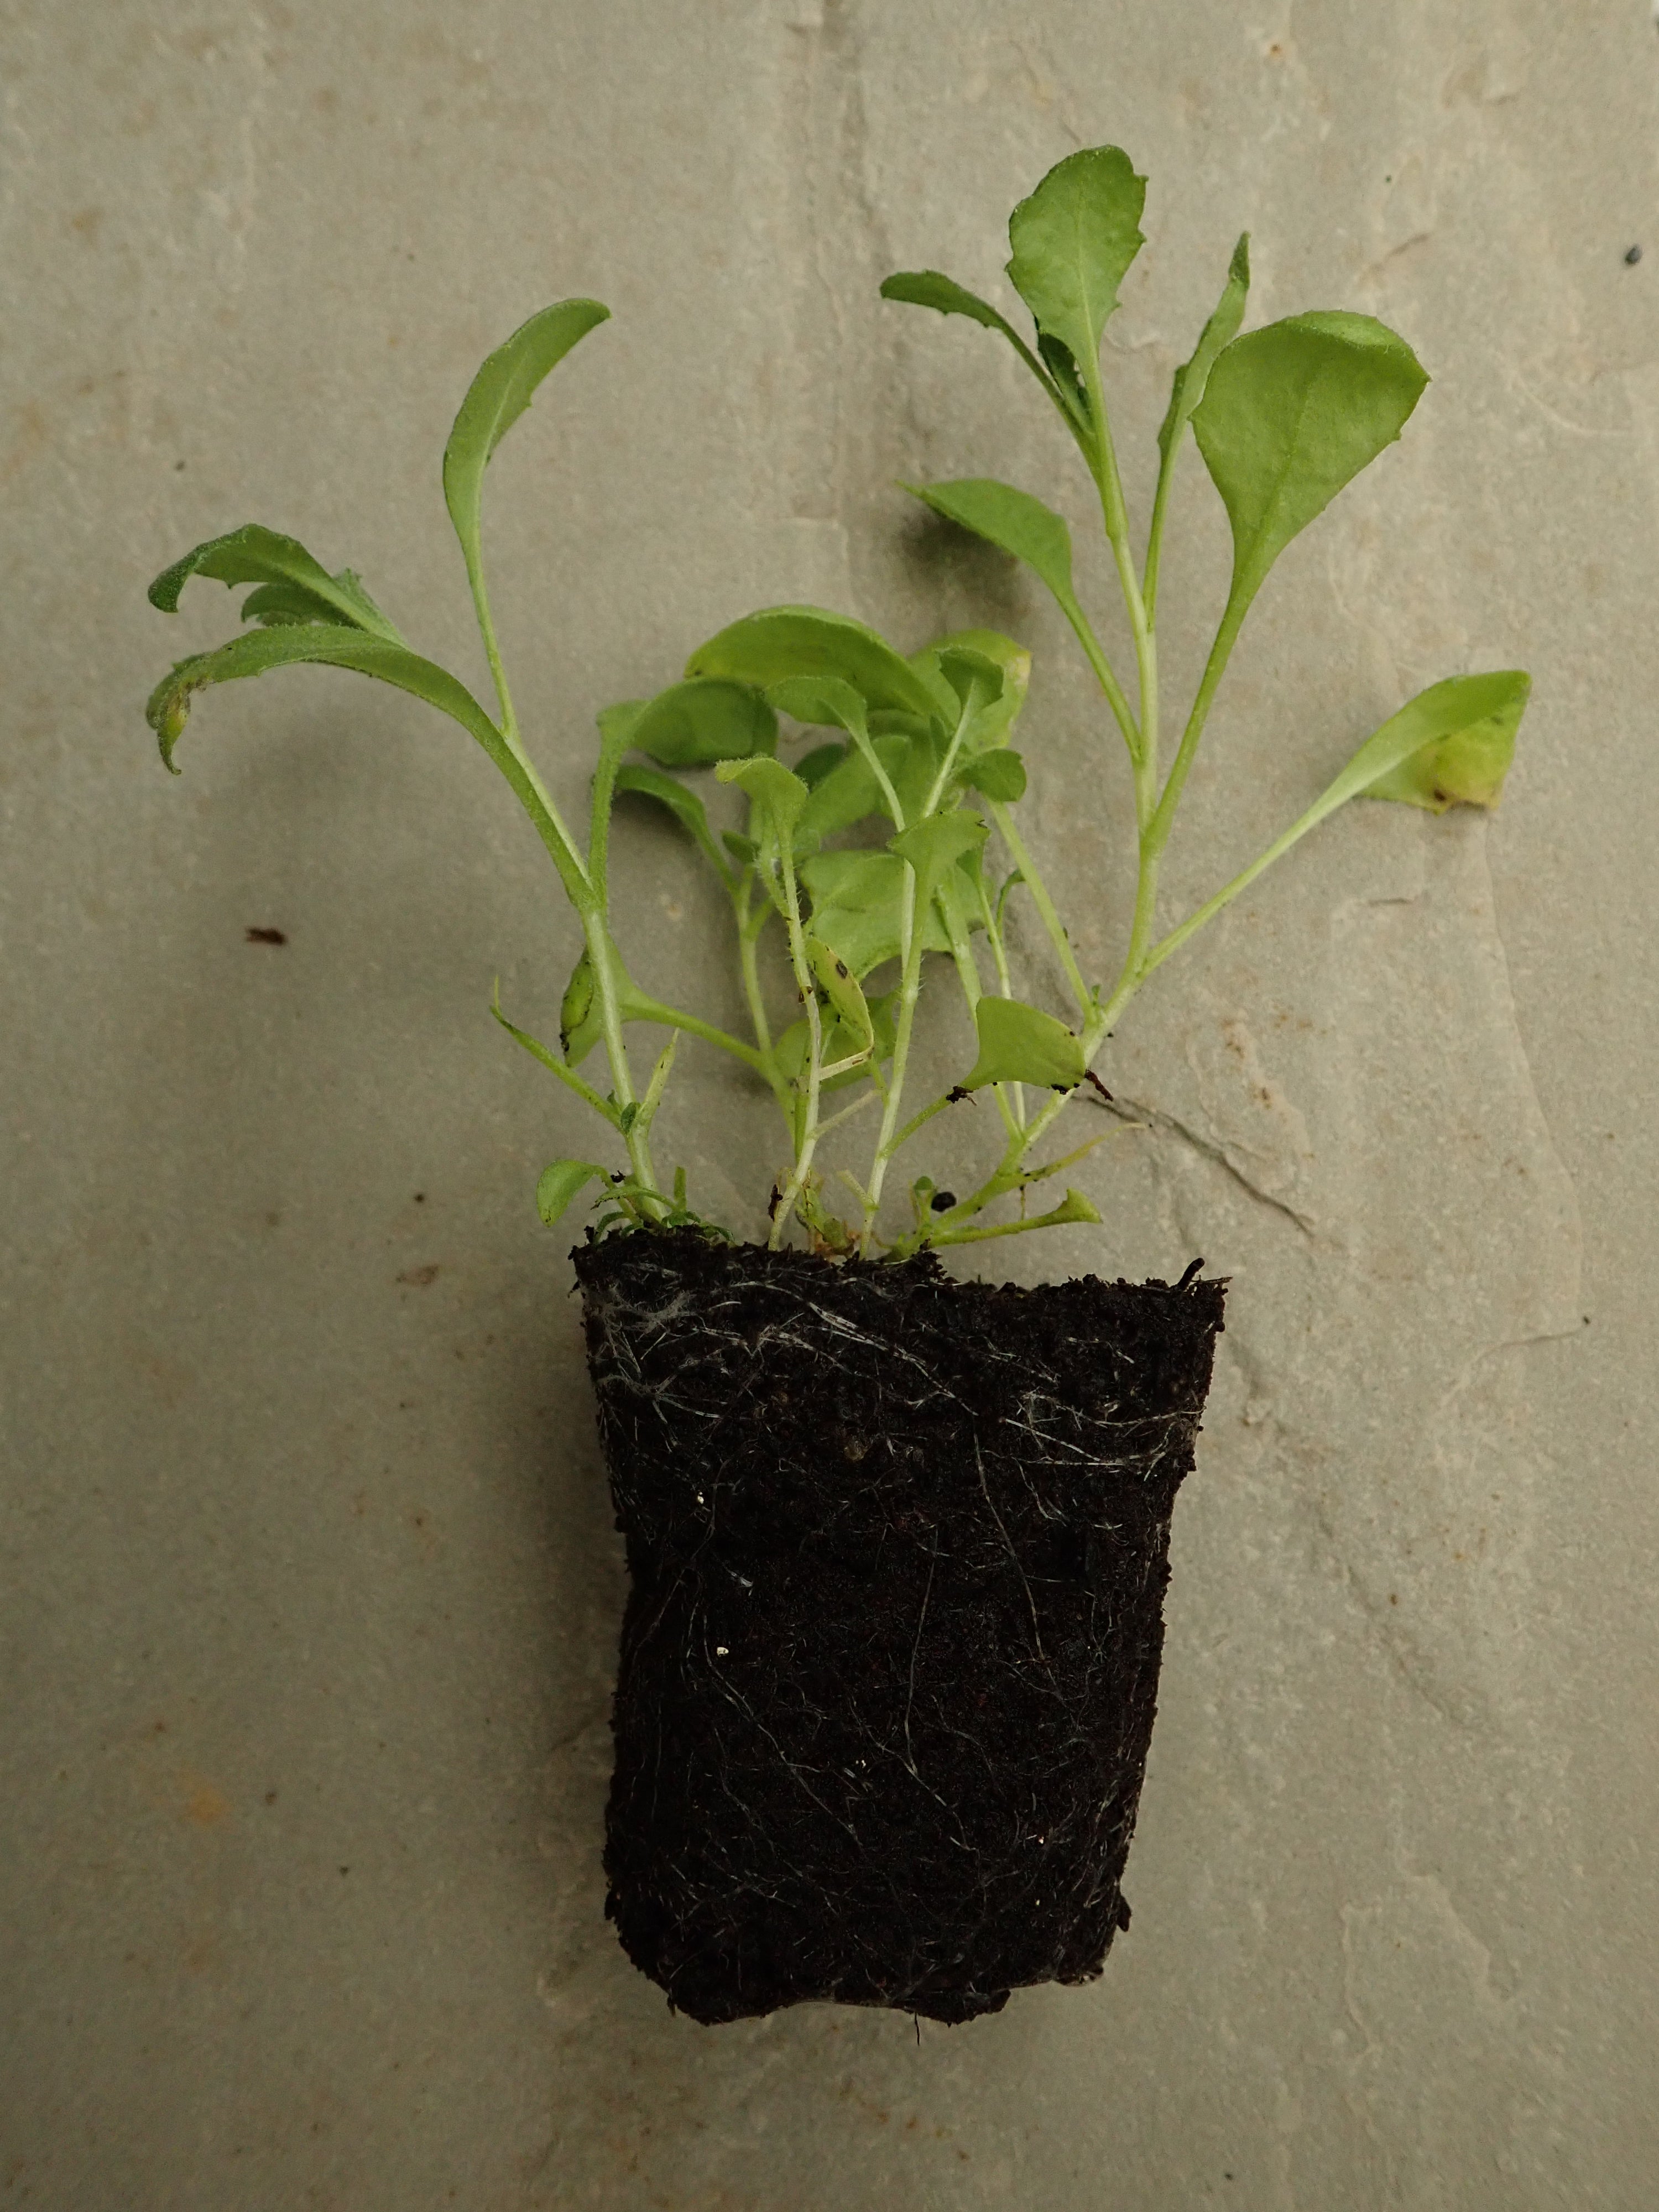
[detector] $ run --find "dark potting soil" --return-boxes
[573,1229,1225,2026]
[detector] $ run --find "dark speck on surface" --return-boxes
[1625,244,1643,265]
[246,926,287,945]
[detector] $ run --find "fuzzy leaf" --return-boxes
[536,1159,611,1228]
[956,748,1027,802]
[904,478,1089,638]
[913,628,1031,753]
[1192,311,1429,613]
[1156,232,1250,468]
[881,726,948,828]
[149,524,404,641]
[799,849,952,978]
[442,299,609,584]
[613,762,731,876]
[932,644,1004,713]
[627,677,778,766]
[962,996,1087,1091]
[797,745,888,840]
[795,742,846,790]
[889,811,989,908]
[687,605,951,723]
[1005,146,1147,377]
[766,673,869,741]
[714,753,811,841]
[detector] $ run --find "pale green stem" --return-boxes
[857,869,926,1254]
[580,909,661,1208]
[815,1088,883,1143]
[1058,597,1141,761]
[886,1088,968,1156]
[633,1034,678,1141]
[1142,428,1182,624]
[1140,771,1366,984]
[767,837,824,1249]
[987,801,1092,1019]
[1147,583,1252,853]
[1081,349,1160,817]
[921,692,980,817]
[852,732,907,832]
[973,865,1026,1130]
[928,1203,1090,1249]
[644,1002,769,1076]
[489,993,620,1126]
[937,878,1021,1142]
[735,881,773,1053]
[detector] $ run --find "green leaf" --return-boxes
[558,930,673,1066]
[766,672,870,740]
[903,478,1090,638]
[768,1010,886,1094]
[932,644,1004,712]
[1005,145,1147,378]
[911,628,1031,756]
[878,270,1029,348]
[1031,337,1087,431]
[1192,311,1430,614]
[797,745,888,841]
[881,726,948,828]
[1144,672,1533,984]
[1045,1188,1102,1227]
[687,606,950,723]
[627,677,778,766]
[442,299,609,585]
[957,748,1027,802]
[613,763,732,879]
[536,1159,611,1228]
[889,813,988,910]
[795,742,846,790]
[962,996,1087,1091]
[806,932,874,1048]
[1344,671,1530,816]
[714,753,811,842]
[933,627,1031,710]
[1156,232,1250,469]
[560,946,598,1060]
[148,524,404,642]
[799,849,952,978]
[145,623,499,768]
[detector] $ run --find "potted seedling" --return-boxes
[147,145,1527,2026]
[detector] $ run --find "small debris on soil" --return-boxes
[245,926,287,945]
[1625,244,1643,265]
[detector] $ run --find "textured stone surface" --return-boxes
[2,1,1656,2204]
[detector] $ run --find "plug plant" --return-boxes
[147,147,1527,1264]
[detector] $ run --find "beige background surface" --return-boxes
[3,1,1656,2205]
